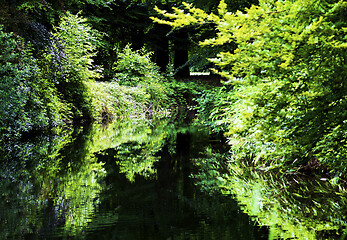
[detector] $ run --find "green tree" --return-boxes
[112,45,171,111]
[0,25,66,138]
[49,12,102,120]
[153,0,347,175]
[1,0,257,79]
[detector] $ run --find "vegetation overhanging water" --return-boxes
[0,114,346,239]
[0,0,346,239]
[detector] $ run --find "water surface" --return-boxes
[0,116,346,239]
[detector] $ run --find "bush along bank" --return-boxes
[154,0,347,179]
[0,13,193,142]
[1,12,105,140]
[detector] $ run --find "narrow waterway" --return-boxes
[0,115,346,239]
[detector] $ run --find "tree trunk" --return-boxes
[173,29,190,78]
[155,36,169,73]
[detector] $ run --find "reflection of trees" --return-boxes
[1,116,278,239]
[54,155,106,235]
[91,117,178,182]
[0,125,106,238]
[193,154,347,239]
[0,128,73,238]
[0,117,177,238]
[88,124,269,240]
[113,141,160,182]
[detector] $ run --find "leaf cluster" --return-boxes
[154,0,347,175]
[55,12,103,118]
[0,26,66,138]
[112,45,172,111]
[0,12,105,138]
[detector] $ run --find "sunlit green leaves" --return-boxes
[112,45,172,112]
[54,12,102,81]
[50,12,103,120]
[154,0,347,173]
[114,45,163,86]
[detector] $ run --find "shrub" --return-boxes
[0,25,66,138]
[49,12,102,121]
[114,45,163,86]
[193,86,231,134]
[153,0,347,175]
[86,81,151,122]
[113,45,172,111]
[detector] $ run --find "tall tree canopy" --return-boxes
[0,0,258,78]
[153,0,347,175]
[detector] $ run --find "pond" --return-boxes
[0,114,346,239]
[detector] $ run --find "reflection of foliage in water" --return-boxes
[193,151,347,240]
[0,126,107,238]
[90,117,177,182]
[0,127,72,238]
[54,155,106,235]
[0,116,176,238]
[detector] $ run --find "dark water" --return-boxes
[0,116,346,239]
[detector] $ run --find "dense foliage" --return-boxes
[113,45,172,110]
[50,12,102,120]
[1,1,346,238]
[0,11,178,139]
[153,0,347,175]
[0,12,103,139]
[0,25,65,138]
[1,0,346,177]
